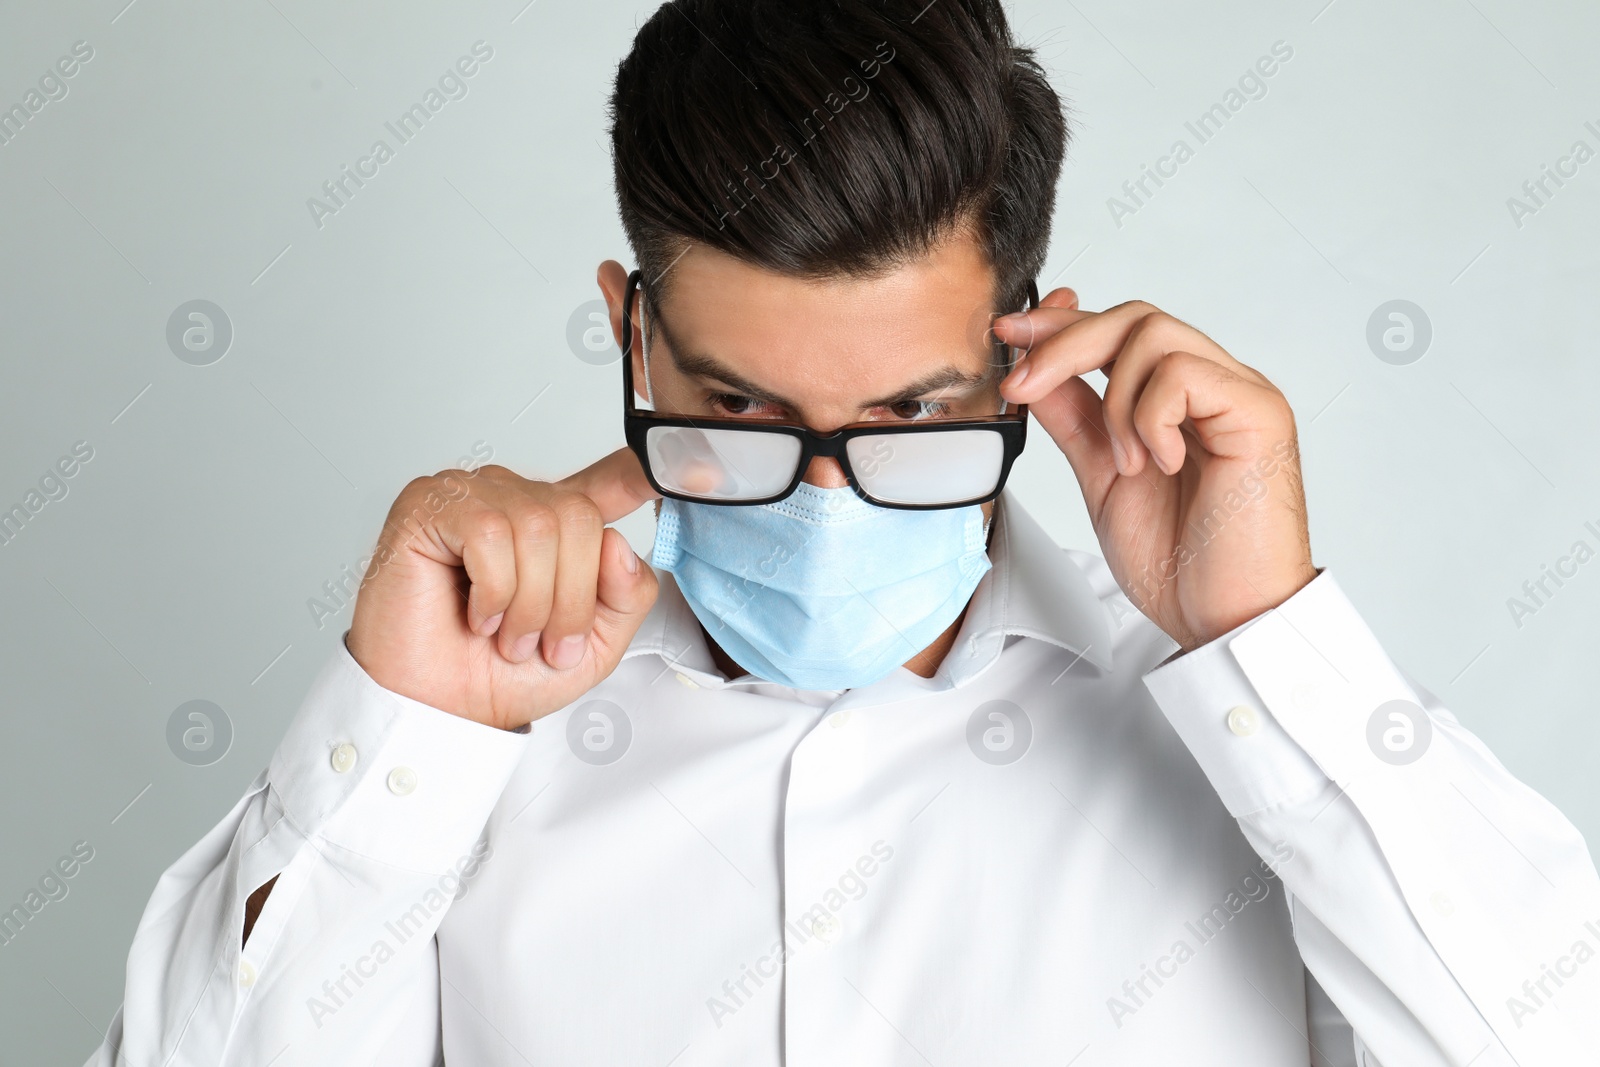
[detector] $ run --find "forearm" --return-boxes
[1145,571,1600,1064]
[87,641,530,1065]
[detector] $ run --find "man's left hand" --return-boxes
[994,290,1318,651]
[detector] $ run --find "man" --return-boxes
[90,1,1600,1064]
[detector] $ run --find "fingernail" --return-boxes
[1110,436,1128,475]
[1006,358,1029,387]
[623,545,639,574]
[480,611,504,636]
[550,634,586,670]
[513,631,540,662]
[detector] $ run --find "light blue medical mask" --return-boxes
[651,483,992,690]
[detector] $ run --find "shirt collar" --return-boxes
[939,488,1113,685]
[622,488,1112,692]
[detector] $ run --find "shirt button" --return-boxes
[1226,705,1260,737]
[1431,891,1454,917]
[330,743,358,774]
[238,959,257,987]
[829,710,852,728]
[387,766,417,796]
[811,913,841,943]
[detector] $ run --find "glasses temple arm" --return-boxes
[999,278,1041,416]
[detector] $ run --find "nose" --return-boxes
[801,454,849,489]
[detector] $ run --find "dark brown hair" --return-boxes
[609,0,1069,311]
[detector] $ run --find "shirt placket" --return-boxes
[780,677,931,1064]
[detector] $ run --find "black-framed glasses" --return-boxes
[620,269,1037,510]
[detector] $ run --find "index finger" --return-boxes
[992,306,1116,402]
[557,446,660,524]
[991,305,1098,355]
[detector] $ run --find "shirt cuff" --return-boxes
[266,631,531,872]
[1142,571,1351,817]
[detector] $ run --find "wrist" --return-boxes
[1178,563,1321,654]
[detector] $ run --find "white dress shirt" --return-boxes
[87,491,1600,1066]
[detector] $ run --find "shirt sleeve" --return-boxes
[1142,571,1600,1067]
[83,633,531,1066]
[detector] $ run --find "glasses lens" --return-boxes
[645,425,802,500]
[846,429,1005,505]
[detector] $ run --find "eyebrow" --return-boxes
[656,320,996,411]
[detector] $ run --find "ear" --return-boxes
[596,259,633,350]
[597,259,649,405]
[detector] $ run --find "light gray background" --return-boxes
[1,0,1595,1060]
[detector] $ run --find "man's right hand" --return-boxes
[346,449,661,732]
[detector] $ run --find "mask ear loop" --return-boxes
[637,279,656,408]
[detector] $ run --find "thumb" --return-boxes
[591,526,659,658]
[1031,376,1120,510]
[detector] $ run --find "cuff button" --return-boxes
[330,743,358,774]
[1226,705,1260,737]
[387,766,418,796]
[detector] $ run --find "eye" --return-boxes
[885,400,952,421]
[710,393,775,417]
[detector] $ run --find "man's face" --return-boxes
[600,229,1011,522]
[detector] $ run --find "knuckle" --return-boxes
[438,469,474,500]
[400,470,471,507]
[389,475,455,527]
[1126,309,1175,345]
[1132,401,1164,436]
[1060,417,1099,447]
[1261,384,1295,422]
[395,474,437,507]
[464,506,512,546]
[473,570,514,606]
[511,502,560,544]
[551,492,603,536]
[406,470,467,502]
[1150,350,1193,378]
